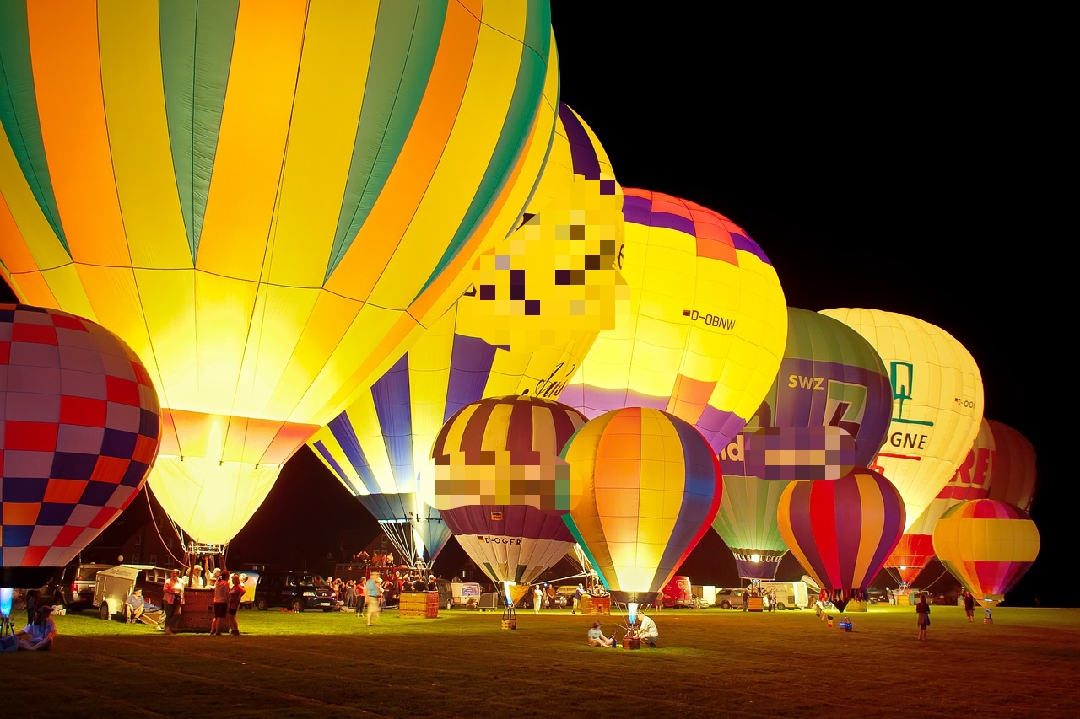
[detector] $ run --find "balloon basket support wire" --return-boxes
[501,603,516,630]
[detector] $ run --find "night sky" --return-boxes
[3,6,1067,602]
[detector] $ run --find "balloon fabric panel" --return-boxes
[0,1,554,544]
[819,309,984,532]
[1,305,161,583]
[986,420,1037,511]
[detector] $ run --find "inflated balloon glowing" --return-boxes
[986,420,1037,512]
[819,309,984,532]
[885,418,995,586]
[422,395,587,584]
[0,305,160,588]
[776,469,905,612]
[560,189,787,451]
[713,308,892,580]
[0,1,556,544]
[460,105,627,347]
[310,304,591,564]
[562,407,721,604]
[933,499,1040,608]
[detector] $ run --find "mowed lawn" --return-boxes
[3,603,1078,718]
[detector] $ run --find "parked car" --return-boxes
[715,588,750,609]
[41,562,112,612]
[253,571,334,612]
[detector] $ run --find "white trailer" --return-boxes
[757,581,810,610]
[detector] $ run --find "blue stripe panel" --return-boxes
[652,415,720,589]
[312,440,362,496]
[325,413,380,495]
[442,334,498,423]
[370,352,414,492]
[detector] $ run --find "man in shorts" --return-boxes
[210,570,230,636]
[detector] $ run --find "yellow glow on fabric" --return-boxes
[0,1,555,543]
[308,301,593,501]
[820,309,984,532]
[563,408,718,596]
[562,190,787,443]
[460,106,626,347]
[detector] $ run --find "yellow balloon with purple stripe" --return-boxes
[0,0,556,544]
[561,407,721,604]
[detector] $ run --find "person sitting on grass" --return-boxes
[636,612,658,647]
[586,620,615,648]
[125,588,145,624]
[16,605,57,651]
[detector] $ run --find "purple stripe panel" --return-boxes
[622,194,696,235]
[566,385,668,420]
[787,482,828,586]
[558,104,602,180]
[651,417,721,592]
[832,474,865,588]
[736,558,782,581]
[370,352,414,491]
[695,405,747,455]
[443,334,499,424]
[441,504,575,541]
[864,471,905,584]
[730,232,772,266]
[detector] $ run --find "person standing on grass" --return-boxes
[963,590,976,622]
[533,585,543,614]
[915,593,930,640]
[227,573,244,635]
[210,571,230,636]
[163,568,184,635]
[365,571,383,626]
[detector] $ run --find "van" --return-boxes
[757,581,810,610]
[661,576,695,608]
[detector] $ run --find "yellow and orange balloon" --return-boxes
[0,1,557,544]
[561,407,721,603]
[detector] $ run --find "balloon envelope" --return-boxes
[819,309,984,531]
[561,189,787,452]
[714,308,892,579]
[886,418,995,585]
[0,1,556,544]
[562,407,721,604]
[426,395,588,584]
[986,420,1037,512]
[777,468,905,611]
[1,304,160,587]
[932,499,1039,608]
[310,300,592,562]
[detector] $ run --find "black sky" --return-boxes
[4,5,1067,602]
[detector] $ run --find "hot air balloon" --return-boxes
[713,308,892,580]
[1,305,161,589]
[0,1,557,545]
[885,418,995,586]
[819,310,984,532]
[561,407,721,605]
[560,189,787,451]
[459,104,627,348]
[777,469,905,612]
[419,395,587,585]
[986,420,1037,512]
[310,301,593,565]
[932,499,1040,608]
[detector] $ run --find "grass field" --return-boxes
[2,603,1078,718]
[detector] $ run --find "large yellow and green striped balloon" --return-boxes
[0,0,556,544]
